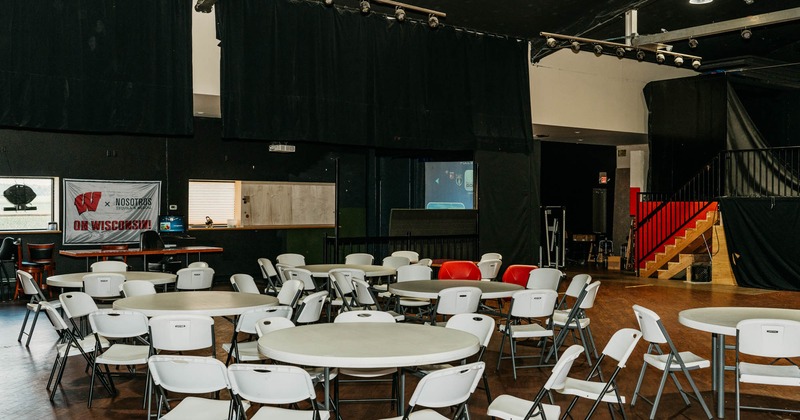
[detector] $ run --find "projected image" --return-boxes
[424,161,475,209]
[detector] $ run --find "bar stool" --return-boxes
[16,243,56,299]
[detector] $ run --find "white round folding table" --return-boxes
[297,264,396,278]
[47,271,177,289]
[113,291,278,317]
[257,322,480,415]
[389,279,523,300]
[678,306,800,418]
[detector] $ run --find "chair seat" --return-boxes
[551,311,590,328]
[399,298,431,307]
[160,396,232,420]
[643,351,710,371]
[27,300,61,311]
[339,367,397,378]
[500,323,553,339]
[252,406,331,420]
[222,341,267,362]
[59,335,110,357]
[487,394,562,420]
[740,362,800,386]
[558,377,626,404]
[95,344,150,365]
[379,409,450,419]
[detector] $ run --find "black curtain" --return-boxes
[0,1,193,135]
[719,197,800,291]
[217,0,532,151]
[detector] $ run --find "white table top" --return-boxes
[297,264,396,278]
[258,323,479,368]
[389,280,523,299]
[113,291,278,317]
[47,271,177,288]
[679,306,800,336]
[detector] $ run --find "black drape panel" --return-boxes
[0,1,193,135]
[719,197,800,291]
[217,0,532,151]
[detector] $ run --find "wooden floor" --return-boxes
[2,266,799,419]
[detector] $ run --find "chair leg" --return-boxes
[495,330,508,372]
[25,307,42,347]
[649,366,671,419]
[683,368,713,419]
[630,361,648,406]
[17,306,32,342]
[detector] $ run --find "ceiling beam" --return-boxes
[633,7,800,45]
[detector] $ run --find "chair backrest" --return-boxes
[382,255,411,269]
[276,279,304,306]
[27,243,55,262]
[544,344,584,391]
[579,281,601,310]
[255,317,296,338]
[175,267,215,290]
[415,258,433,267]
[274,262,292,283]
[334,310,396,323]
[258,258,278,278]
[234,306,288,334]
[480,252,503,262]
[83,273,126,298]
[90,260,128,272]
[445,313,495,348]
[501,264,538,287]
[139,230,165,250]
[601,328,643,367]
[436,287,482,316]
[737,318,800,358]
[149,314,215,352]
[294,291,328,324]
[564,274,592,298]
[188,261,209,268]
[396,264,432,282]
[391,250,419,263]
[408,362,485,409]
[89,309,149,339]
[328,268,363,298]
[228,364,318,406]
[59,291,100,319]
[276,253,306,267]
[282,267,317,291]
[509,289,558,318]
[438,261,481,280]
[526,267,563,290]
[632,304,670,344]
[17,270,46,301]
[351,278,379,307]
[230,273,260,294]
[120,280,156,297]
[148,355,230,394]
[41,301,70,333]
[477,259,502,280]
[344,253,374,265]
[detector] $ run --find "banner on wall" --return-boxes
[63,179,161,245]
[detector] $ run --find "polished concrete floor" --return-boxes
[1,266,798,419]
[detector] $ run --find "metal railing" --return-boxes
[636,146,800,272]
[323,233,478,264]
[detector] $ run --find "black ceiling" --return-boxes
[333,0,800,74]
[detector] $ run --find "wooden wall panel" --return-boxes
[242,181,335,227]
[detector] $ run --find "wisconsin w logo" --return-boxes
[74,192,102,215]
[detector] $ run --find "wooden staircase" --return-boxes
[640,210,717,279]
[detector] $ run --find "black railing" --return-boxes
[636,147,800,273]
[323,233,479,264]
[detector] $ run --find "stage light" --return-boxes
[741,29,752,39]
[656,53,665,63]
[395,7,405,21]
[570,41,581,53]
[692,59,702,69]
[674,56,684,66]
[546,37,557,48]
[688,38,698,48]
[360,0,370,14]
[636,50,646,61]
[428,14,439,28]
[615,47,626,58]
[593,44,604,56]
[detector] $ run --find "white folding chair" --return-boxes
[389,264,432,319]
[148,355,233,419]
[477,258,502,281]
[430,286,482,326]
[378,362,486,420]
[276,279,304,308]
[293,291,328,325]
[496,289,559,380]
[230,273,261,294]
[327,268,363,320]
[631,304,712,419]
[87,309,151,407]
[148,314,216,357]
[488,345,583,420]
[283,267,320,293]
[258,257,281,295]
[480,252,503,262]
[549,281,602,366]
[526,267,563,291]
[556,274,592,311]
[59,291,101,336]
[187,261,209,268]
[391,250,419,264]
[90,260,128,272]
[351,278,405,322]
[83,273,126,301]
[276,253,306,266]
[415,258,433,267]
[255,316,296,338]
[228,364,330,420]
[345,252,374,265]
[222,306,292,365]
[558,328,643,419]
[17,269,62,347]
[383,255,411,269]
[175,267,215,291]
[121,280,157,297]
[735,318,800,420]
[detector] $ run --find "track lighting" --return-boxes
[615,47,626,58]
[546,37,557,48]
[636,50,646,61]
[655,53,665,63]
[593,44,603,56]
[741,29,752,39]
[688,38,698,48]
[427,14,439,28]
[359,0,370,14]
[692,59,702,69]
[570,41,581,53]
[395,6,405,21]
[674,56,684,66]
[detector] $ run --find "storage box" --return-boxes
[607,256,621,271]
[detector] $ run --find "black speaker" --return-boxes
[592,188,606,234]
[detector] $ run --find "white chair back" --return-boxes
[90,260,128,272]
[283,267,317,291]
[632,304,669,344]
[737,318,800,358]
[17,270,46,300]
[415,258,433,267]
[477,259,502,280]
[258,258,279,278]
[148,355,230,394]
[149,314,215,353]
[187,261,209,268]
[391,250,419,263]
[230,273,260,294]
[334,310,396,323]
[382,256,411,269]
[445,313,495,347]
[59,291,100,319]
[235,307,290,334]
[276,279,304,307]
[545,345,584,390]
[526,267,562,290]
[329,268,362,297]
[228,364,318,406]
[602,327,643,367]
[294,291,328,324]
[580,281,601,309]
[344,253,374,265]
[409,362,485,409]
[480,252,502,262]
[176,267,215,290]
[89,309,149,338]
[276,253,306,267]
[509,289,558,318]
[120,280,156,297]
[436,287,482,316]
[396,264,432,282]
[564,274,592,298]
[351,278,379,308]
[83,273,126,298]
[255,317,296,337]
[274,262,292,284]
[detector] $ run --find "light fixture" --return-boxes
[323,0,333,5]
[692,59,702,69]
[593,44,604,56]
[674,56,684,66]
[546,37,558,48]
[615,47,626,58]
[689,0,713,4]
[655,52,665,63]
[688,38,698,48]
[636,50,646,61]
[743,0,754,4]
[427,14,439,28]
[570,41,581,53]
[359,0,370,14]
[395,6,405,21]
[741,29,752,39]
